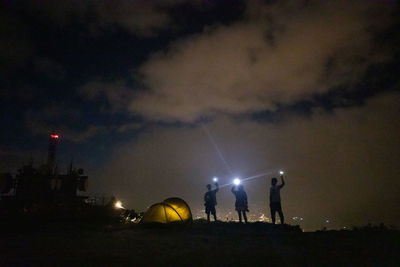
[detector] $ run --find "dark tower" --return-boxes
[47,133,59,172]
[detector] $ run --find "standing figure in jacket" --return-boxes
[231,184,249,223]
[269,173,285,224]
[204,182,219,222]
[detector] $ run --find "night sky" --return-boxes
[1,0,399,230]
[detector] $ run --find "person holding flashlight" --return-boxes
[269,172,285,225]
[204,181,219,222]
[231,184,249,223]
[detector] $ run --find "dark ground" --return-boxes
[0,221,399,266]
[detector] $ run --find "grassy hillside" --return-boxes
[0,221,399,266]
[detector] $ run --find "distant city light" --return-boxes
[213,177,218,182]
[50,134,59,139]
[233,178,241,185]
[326,219,330,223]
[279,170,284,175]
[115,201,124,209]
[292,216,304,222]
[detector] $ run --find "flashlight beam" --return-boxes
[115,201,124,209]
[201,123,234,175]
[241,171,276,182]
[217,170,277,188]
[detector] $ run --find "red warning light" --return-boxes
[50,134,59,139]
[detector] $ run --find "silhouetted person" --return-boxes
[270,174,285,224]
[231,184,249,223]
[204,182,219,222]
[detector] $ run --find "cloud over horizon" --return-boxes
[127,0,394,121]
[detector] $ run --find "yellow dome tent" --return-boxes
[140,197,192,224]
[163,197,192,222]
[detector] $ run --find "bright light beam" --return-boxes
[218,170,277,188]
[201,123,234,175]
[115,201,124,209]
[241,170,276,182]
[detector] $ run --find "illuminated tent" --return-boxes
[140,197,192,224]
[163,198,192,221]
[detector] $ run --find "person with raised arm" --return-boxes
[231,184,249,223]
[204,182,219,222]
[269,172,285,224]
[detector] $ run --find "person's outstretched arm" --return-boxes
[280,175,285,189]
[215,182,219,192]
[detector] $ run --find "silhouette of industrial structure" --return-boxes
[0,133,89,215]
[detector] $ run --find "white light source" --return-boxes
[115,201,124,209]
[233,178,241,185]
[279,171,284,175]
[213,177,218,182]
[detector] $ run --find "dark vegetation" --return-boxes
[0,220,399,266]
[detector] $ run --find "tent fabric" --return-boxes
[140,197,192,224]
[163,197,192,222]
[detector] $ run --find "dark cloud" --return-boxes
[0,0,178,78]
[79,79,134,111]
[0,14,34,74]
[23,0,174,36]
[123,0,394,121]
[24,107,104,143]
[94,92,400,230]
[116,122,143,133]
[33,58,66,80]
[24,105,143,143]
[29,121,107,143]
